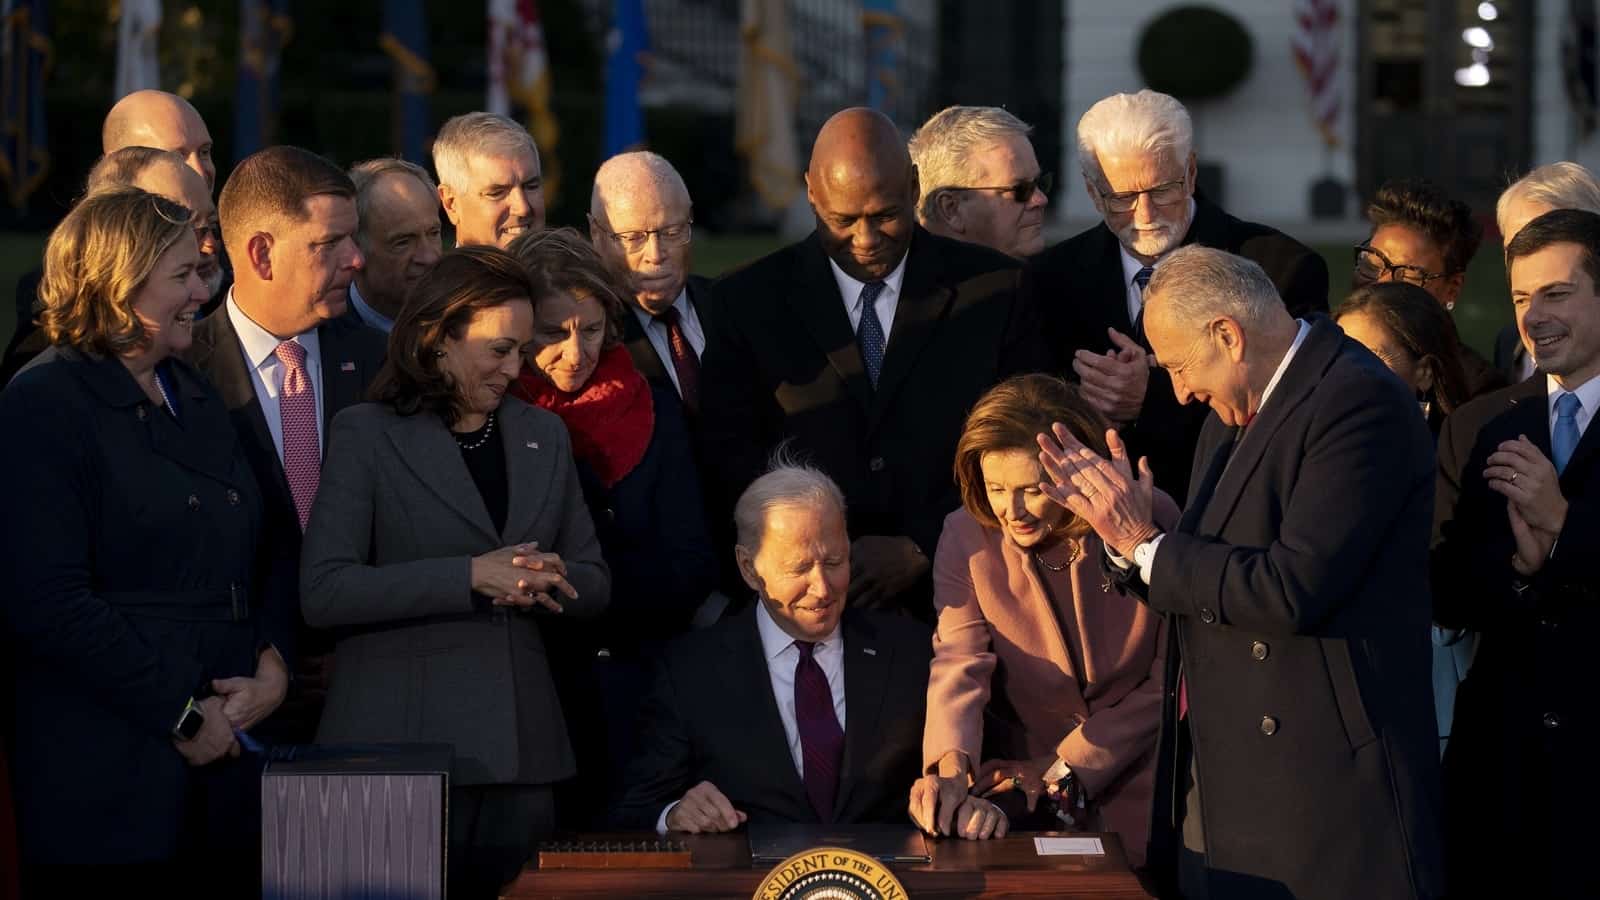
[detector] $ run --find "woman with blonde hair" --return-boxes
[909,374,1177,865]
[0,188,279,894]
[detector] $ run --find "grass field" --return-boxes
[0,231,1515,359]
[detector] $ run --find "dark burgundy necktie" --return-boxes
[794,641,844,822]
[655,306,700,414]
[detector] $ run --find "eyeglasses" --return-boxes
[1352,244,1448,287]
[1093,178,1188,214]
[194,220,220,250]
[944,172,1053,205]
[593,217,693,253]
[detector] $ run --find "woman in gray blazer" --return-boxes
[301,246,609,900]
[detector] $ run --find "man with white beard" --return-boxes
[1026,90,1328,500]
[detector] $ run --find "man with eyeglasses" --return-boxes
[590,151,709,413]
[700,107,1047,618]
[1027,90,1328,501]
[908,106,1050,259]
[1353,178,1503,399]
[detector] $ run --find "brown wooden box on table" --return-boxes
[507,830,1153,899]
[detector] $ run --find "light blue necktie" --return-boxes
[1553,391,1582,475]
[856,281,887,387]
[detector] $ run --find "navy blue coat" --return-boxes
[0,348,269,864]
[575,382,717,648]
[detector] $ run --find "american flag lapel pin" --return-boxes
[863,647,877,656]
[340,361,356,372]
[527,441,539,450]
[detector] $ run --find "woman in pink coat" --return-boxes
[909,375,1176,866]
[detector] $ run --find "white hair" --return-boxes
[432,112,539,192]
[1076,90,1193,185]
[348,157,438,246]
[1145,245,1284,331]
[590,151,691,220]
[907,105,1033,222]
[1496,162,1600,236]
[733,454,847,552]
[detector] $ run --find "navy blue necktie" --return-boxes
[1132,266,1154,341]
[1553,392,1582,475]
[856,281,887,387]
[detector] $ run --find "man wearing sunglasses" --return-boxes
[1027,89,1329,501]
[908,106,1050,259]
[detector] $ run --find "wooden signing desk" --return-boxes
[505,831,1153,899]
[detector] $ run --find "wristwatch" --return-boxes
[1132,533,1164,573]
[172,697,205,741]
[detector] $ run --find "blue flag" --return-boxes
[603,0,648,157]
[236,0,290,161]
[0,0,51,211]
[862,0,899,115]
[382,0,434,163]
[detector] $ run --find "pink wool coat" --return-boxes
[924,500,1177,866]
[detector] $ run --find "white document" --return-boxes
[1033,836,1105,856]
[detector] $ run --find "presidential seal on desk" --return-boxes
[752,847,910,900]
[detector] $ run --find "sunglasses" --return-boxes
[943,172,1053,205]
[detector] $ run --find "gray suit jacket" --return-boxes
[300,397,610,786]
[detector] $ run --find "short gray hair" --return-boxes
[349,157,438,246]
[432,112,539,192]
[591,150,691,220]
[908,105,1033,222]
[1497,162,1600,237]
[1145,245,1283,332]
[85,146,186,195]
[733,455,847,551]
[1076,90,1193,185]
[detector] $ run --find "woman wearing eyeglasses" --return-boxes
[507,227,718,827]
[1336,280,1477,758]
[1353,178,1506,400]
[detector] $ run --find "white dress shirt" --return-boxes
[226,291,325,462]
[1547,372,1600,441]
[657,602,847,832]
[347,282,395,334]
[829,252,908,340]
[1117,199,1198,326]
[1116,318,1312,584]
[630,287,706,396]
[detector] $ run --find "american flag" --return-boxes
[1291,0,1342,148]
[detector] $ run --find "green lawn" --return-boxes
[0,232,1514,358]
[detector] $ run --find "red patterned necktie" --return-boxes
[274,340,320,531]
[794,641,844,823]
[655,306,700,413]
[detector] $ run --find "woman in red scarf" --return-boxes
[507,228,717,826]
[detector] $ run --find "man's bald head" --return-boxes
[590,151,690,222]
[85,147,222,295]
[590,151,695,314]
[102,90,216,192]
[804,108,918,282]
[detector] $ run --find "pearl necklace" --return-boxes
[1033,540,1082,572]
[453,410,497,450]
